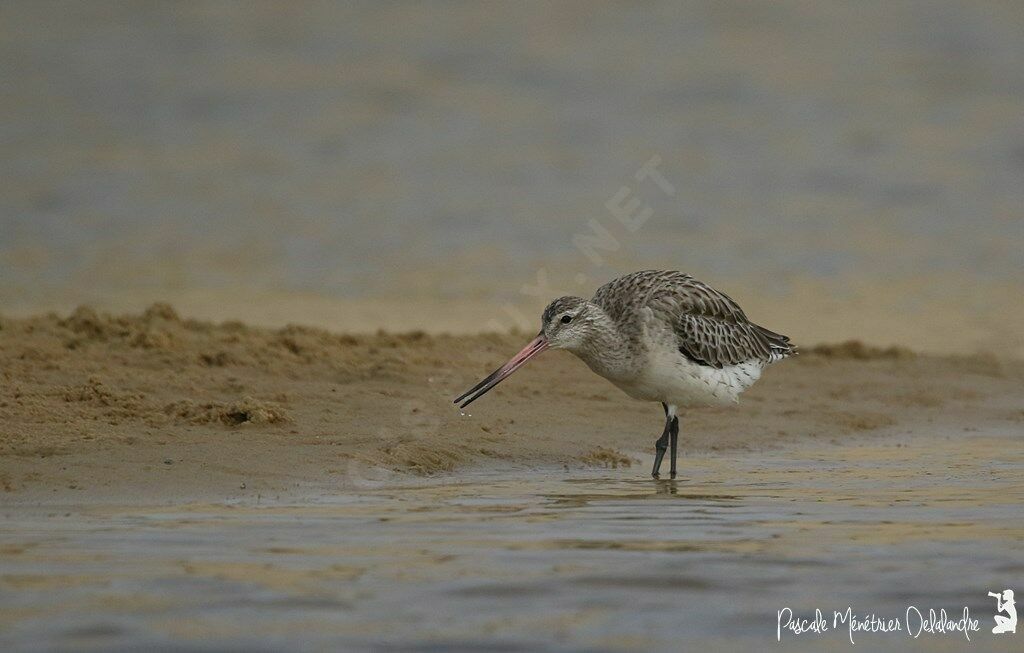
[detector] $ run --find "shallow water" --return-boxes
[1,433,1022,652]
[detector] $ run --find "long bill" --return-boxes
[453,332,548,409]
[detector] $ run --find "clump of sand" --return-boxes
[163,397,289,426]
[1,305,1021,502]
[580,447,637,469]
[807,340,914,360]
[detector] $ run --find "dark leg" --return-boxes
[652,403,671,479]
[669,415,679,479]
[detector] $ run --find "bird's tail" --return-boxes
[755,325,797,362]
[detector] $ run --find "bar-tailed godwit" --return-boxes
[454,270,796,478]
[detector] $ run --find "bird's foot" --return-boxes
[651,445,667,479]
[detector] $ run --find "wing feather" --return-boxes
[646,273,791,368]
[591,270,795,368]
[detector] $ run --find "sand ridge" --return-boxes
[1,305,1021,503]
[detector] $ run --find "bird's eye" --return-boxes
[560,315,573,324]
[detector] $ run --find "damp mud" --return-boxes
[2,431,1022,652]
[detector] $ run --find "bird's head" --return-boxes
[453,295,609,409]
[540,295,596,351]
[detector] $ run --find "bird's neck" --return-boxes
[573,314,638,381]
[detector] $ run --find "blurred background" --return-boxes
[2,1,1022,355]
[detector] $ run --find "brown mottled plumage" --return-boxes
[594,270,794,368]
[456,270,795,478]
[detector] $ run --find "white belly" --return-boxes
[611,351,764,406]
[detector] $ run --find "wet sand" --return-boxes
[1,305,1022,503]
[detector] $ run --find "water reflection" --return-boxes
[1,436,1021,651]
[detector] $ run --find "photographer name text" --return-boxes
[777,606,979,644]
